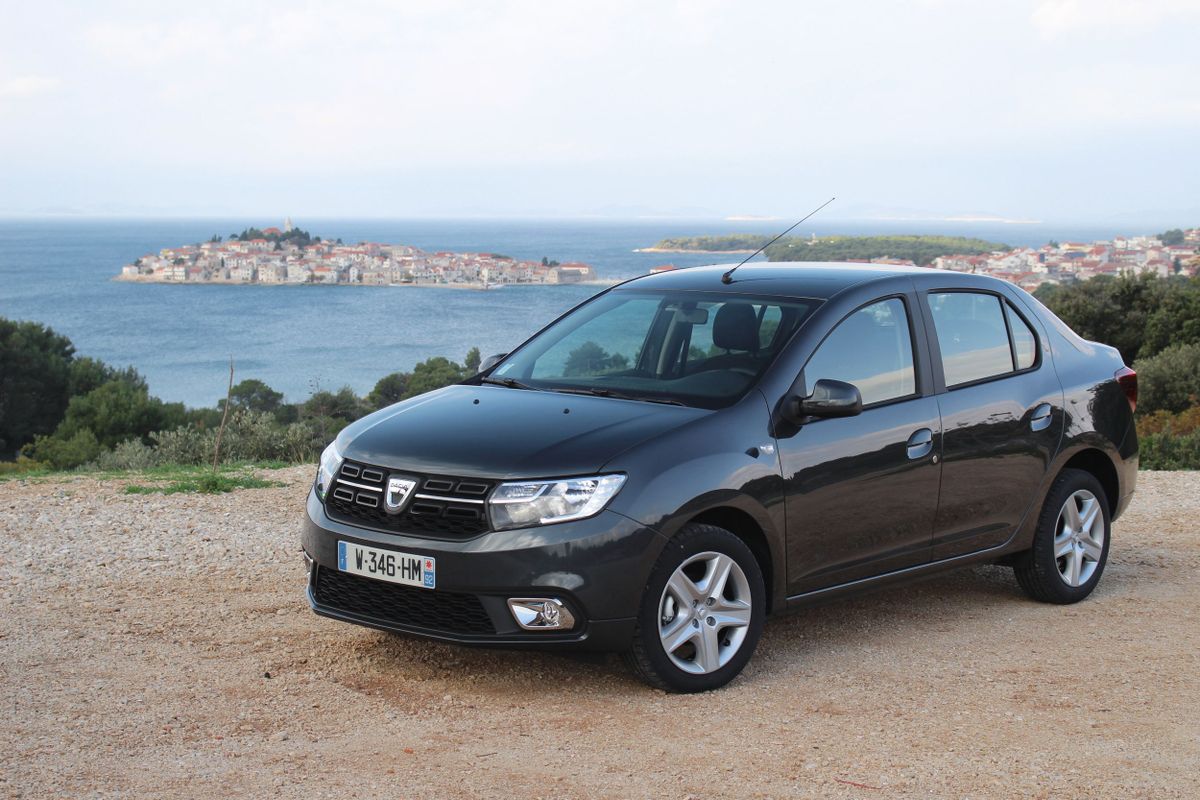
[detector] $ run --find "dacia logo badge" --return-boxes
[384,476,417,514]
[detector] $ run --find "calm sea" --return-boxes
[0,217,1119,407]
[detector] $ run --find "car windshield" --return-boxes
[486,288,819,409]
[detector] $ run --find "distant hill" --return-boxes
[645,233,1011,266]
[641,234,771,253]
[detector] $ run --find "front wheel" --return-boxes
[1013,468,1111,604]
[622,524,766,692]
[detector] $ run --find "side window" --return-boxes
[804,298,916,406]
[1006,303,1037,370]
[927,292,1013,386]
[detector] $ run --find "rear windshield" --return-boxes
[489,289,819,408]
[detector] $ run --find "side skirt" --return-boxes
[782,540,1020,610]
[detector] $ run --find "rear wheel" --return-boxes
[1014,469,1111,604]
[622,523,765,692]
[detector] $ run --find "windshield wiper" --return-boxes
[481,376,539,391]
[553,387,687,406]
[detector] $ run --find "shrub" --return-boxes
[1134,343,1200,414]
[1136,405,1200,437]
[148,412,329,466]
[151,425,214,466]
[26,429,103,470]
[0,456,46,476]
[95,438,163,471]
[1139,431,1200,470]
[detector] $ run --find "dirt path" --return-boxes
[2,468,1197,799]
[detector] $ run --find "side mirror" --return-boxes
[784,378,862,422]
[479,353,508,372]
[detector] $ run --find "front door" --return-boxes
[778,296,943,594]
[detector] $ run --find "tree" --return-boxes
[564,341,613,376]
[464,347,482,373]
[1034,273,1170,364]
[220,379,284,414]
[404,357,466,398]
[301,387,366,423]
[1159,229,1186,246]
[68,357,145,397]
[45,381,186,451]
[0,319,74,456]
[367,372,411,409]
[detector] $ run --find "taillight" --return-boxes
[1115,366,1137,413]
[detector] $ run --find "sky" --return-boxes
[1,0,1198,224]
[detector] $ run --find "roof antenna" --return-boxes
[721,196,836,284]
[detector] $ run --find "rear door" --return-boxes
[918,287,1064,559]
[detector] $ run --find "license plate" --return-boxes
[337,541,436,589]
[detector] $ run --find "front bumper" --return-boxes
[301,487,662,651]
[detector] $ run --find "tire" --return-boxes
[622,523,766,692]
[1013,468,1111,604]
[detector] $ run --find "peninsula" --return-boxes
[642,233,1007,263]
[117,221,599,289]
[643,229,1200,292]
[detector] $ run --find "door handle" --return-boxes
[1030,403,1053,432]
[906,428,934,460]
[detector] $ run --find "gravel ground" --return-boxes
[2,467,1198,799]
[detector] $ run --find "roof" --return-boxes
[616,262,944,300]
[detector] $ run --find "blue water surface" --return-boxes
[0,217,1117,406]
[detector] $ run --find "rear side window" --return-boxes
[1006,303,1037,370]
[927,292,1029,387]
[804,297,916,406]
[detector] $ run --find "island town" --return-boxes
[117,220,598,288]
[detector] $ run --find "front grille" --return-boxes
[325,459,493,538]
[313,566,495,635]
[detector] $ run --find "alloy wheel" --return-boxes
[657,551,752,674]
[1054,489,1105,587]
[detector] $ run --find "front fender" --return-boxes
[602,393,787,609]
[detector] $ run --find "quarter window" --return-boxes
[927,292,1019,387]
[804,298,916,406]
[1006,303,1038,370]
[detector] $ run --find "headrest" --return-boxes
[713,303,759,352]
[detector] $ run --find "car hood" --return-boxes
[337,384,708,479]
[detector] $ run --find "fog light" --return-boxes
[302,550,314,576]
[507,598,576,630]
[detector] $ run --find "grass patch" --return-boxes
[123,471,284,495]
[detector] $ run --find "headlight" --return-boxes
[488,474,626,531]
[315,441,342,500]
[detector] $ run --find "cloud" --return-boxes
[1032,0,1200,38]
[0,74,61,98]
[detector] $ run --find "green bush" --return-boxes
[0,456,47,477]
[1134,343,1200,414]
[51,380,187,450]
[149,411,326,466]
[1139,431,1200,470]
[26,429,103,470]
[95,439,163,471]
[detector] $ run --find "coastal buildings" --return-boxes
[927,228,1200,291]
[117,226,598,288]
